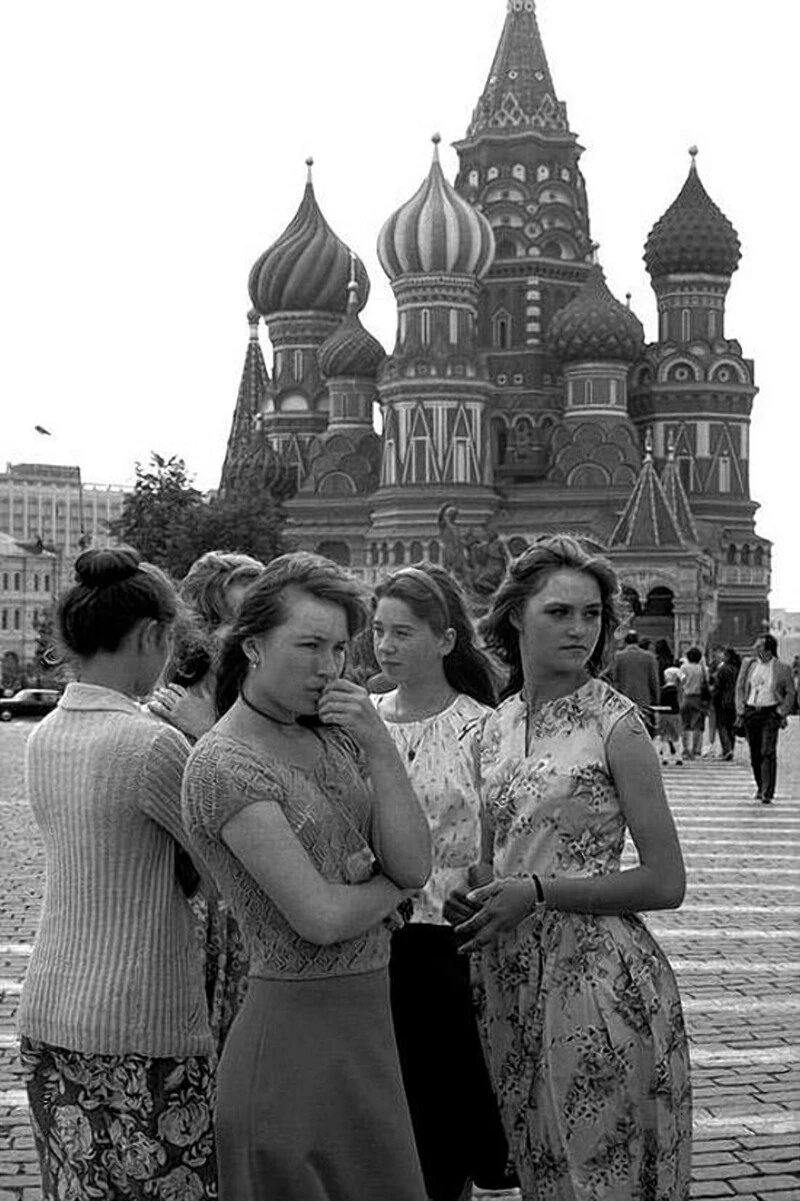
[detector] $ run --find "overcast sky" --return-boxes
[1,1,796,605]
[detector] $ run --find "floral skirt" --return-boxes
[19,1037,217,1201]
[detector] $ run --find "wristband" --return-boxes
[527,872,546,913]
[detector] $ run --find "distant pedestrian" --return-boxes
[654,637,674,682]
[18,548,215,1201]
[711,647,741,761]
[679,647,709,760]
[372,565,515,1201]
[657,663,684,765]
[611,629,660,732]
[735,635,796,802]
[456,535,691,1201]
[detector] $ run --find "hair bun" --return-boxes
[74,548,141,589]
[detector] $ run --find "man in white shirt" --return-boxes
[735,635,796,803]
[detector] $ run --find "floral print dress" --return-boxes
[475,679,691,1201]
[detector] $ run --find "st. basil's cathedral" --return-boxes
[220,0,769,652]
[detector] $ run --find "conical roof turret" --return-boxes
[644,148,741,279]
[546,262,645,364]
[377,136,495,281]
[249,160,370,316]
[609,434,685,550]
[660,436,699,544]
[467,0,571,138]
[318,259,386,380]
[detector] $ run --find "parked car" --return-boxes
[0,688,60,722]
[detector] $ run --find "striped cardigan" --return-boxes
[17,683,212,1058]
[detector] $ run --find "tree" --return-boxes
[111,452,286,579]
[31,608,68,687]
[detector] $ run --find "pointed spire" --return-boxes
[219,310,272,493]
[660,435,699,544]
[467,0,571,138]
[609,444,685,550]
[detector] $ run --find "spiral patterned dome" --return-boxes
[644,149,741,279]
[249,161,370,316]
[547,264,645,364]
[377,136,495,281]
[318,278,386,379]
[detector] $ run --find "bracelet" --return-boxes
[526,873,546,914]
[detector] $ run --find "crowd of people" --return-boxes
[16,532,791,1200]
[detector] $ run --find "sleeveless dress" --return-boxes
[182,725,426,1201]
[475,679,692,1201]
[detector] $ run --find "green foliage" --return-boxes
[111,453,286,579]
[31,607,67,687]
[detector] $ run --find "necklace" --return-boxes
[393,690,457,761]
[239,689,296,727]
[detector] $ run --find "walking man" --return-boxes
[735,635,795,803]
[611,631,660,734]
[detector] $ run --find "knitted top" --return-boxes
[182,727,391,980]
[17,684,212,1058]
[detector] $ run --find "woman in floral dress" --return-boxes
[457,535,692,1201]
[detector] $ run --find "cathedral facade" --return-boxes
[221,0,769,653]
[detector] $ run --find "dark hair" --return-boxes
[724,646,741,669]
[166,551,265,688]
[624,630,639,645]
[374,564,498,706]
[481,534,619,698]
[216,551,369,715]
[761,634,778,657]
[57,548,178,658]
[686,646,703,664]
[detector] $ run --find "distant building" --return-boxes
[221,0,770,652]
[0,532,58,687]
[0,462,129,587]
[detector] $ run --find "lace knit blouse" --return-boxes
[181,726,391,980]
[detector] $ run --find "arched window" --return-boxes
[293,349,303,379]
[726,544,737,565]
[428,539,440,564]
[410,541,423,564]
[393,541,406,566]
[492,310,512,349]
[660,310,669,340]
[718,456,731,493]
[44,574,51,591]
[512,163,526,182]
[449,309,459,344]
[708,310,718,338]
[740,544,751,566]
[13,573,20,590]
[33,575,39,592]
[421,309,431,347]
[468,169,479,188]
[681,309,691,341]
[399,311,407,341]
[487,166,499,181]
[753,546,764,568]
[585,379,593,405]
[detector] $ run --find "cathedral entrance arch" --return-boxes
[639,586,675,648]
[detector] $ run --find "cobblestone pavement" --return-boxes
[1,718,798,1200]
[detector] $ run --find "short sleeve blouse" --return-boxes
[181,725,390,980]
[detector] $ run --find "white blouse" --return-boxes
[372,692,491,924]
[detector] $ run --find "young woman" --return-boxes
[18,548,215,1201]
[372,565,515,1201]
[181,551,431,1201]
[680,646,709,760]
[712,647,741,761]
[455,535,691,1201]
[151,549,265,1049]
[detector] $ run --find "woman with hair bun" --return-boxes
[181,551,431,1201]
[17,548,216,1201]
[371,564,515,1201]
[455,535,691,1201]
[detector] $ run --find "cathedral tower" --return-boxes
[370,136,495,569]
[453,0,593,480]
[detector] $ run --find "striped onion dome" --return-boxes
[318,268,386,379]
[644,148,741,279]
[377,136,495,281]
[249,159,370,317]
[547,263,645,364]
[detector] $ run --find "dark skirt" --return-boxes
[19,1037,217,1200]
[216,968,426,1201]
[390,923,517,1201]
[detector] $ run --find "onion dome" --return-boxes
[249,159,370,316]
[318,259,386,380]
[644,148,741,279]
[546,262,645,364]
[377,135,495,281]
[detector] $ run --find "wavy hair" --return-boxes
[375,564,498,707]
[216,551,369,715]
[481,534,620,698]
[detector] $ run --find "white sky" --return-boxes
[1,1,796,605]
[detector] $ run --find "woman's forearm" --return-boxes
[365,738,432,889]
[313,875,404,945]
[541,863,685,915]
